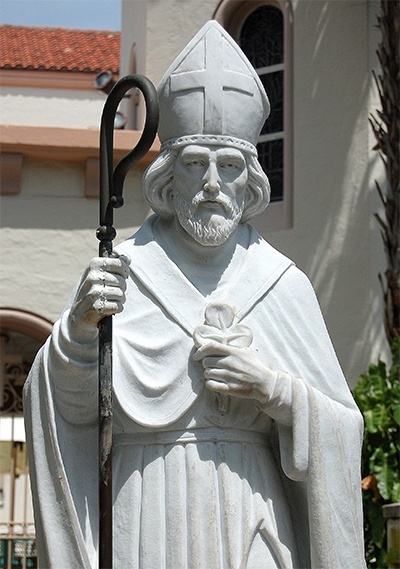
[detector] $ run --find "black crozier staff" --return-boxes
[96,75,159,569]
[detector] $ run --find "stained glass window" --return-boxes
[239,5,284,202]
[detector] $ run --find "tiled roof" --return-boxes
[0,25,120,73]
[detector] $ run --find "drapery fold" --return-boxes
[24,218,365,568]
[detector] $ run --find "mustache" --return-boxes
[190,191,237,214]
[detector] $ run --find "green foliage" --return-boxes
[353,338,400,568]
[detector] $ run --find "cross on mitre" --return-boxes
[170,26,255,134]
[157,21,269,148]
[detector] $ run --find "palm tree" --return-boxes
[370,0,400,346]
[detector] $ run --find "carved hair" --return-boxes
[142,147,270,222]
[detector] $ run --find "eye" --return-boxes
[220,161,239,170]
[184,159,206,169]
[219,159,246,173]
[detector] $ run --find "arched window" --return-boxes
[214,0,293,232]
[240,5,284,202]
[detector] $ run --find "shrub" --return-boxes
[353,338,400,568]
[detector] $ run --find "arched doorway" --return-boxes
[0,309,52,569]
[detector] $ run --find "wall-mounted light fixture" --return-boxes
[94,71,127,129]
[94,70,116,95]
[94,71,141,129]
[113,111,127,130]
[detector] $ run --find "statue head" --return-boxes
[143,21,271,245]
[143,144,270,245]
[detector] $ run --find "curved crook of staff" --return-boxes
[96,74,159,569]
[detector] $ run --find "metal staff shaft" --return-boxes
[96,75,158,569]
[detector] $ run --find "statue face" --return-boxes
[172,144,249,246]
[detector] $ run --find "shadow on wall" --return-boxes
[267,0,376,383]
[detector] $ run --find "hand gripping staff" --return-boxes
[96,75,159,569]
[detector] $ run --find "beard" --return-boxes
[172,191,244,246]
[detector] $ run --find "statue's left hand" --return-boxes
[193,341,277,405]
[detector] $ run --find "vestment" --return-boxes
[24,216,366,568]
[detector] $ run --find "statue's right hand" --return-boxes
[69,255,130,330]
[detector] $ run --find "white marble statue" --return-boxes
[24,21,366,569]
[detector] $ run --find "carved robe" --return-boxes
[24,216,366,568]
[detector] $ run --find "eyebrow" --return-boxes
[216,151,245,162]
[181,151,209,161]
[180,148,246,163]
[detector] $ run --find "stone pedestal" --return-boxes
[383,503,400,569]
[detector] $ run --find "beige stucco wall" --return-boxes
[0,87,106,129]
[0,160,150,320]
[0,0,389,389]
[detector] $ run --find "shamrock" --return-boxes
[193,302,253,348]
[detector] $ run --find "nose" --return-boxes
[203,161,220,194]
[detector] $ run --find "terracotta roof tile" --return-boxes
[0,25,120,73]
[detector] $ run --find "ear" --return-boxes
[165,178,175,207]
[243,186,256,210]
[159,182,175,219]
[243,188,251,206]
[242,186,263,223]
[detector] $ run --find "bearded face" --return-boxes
[171,145,249,246]
[172,190,244,246]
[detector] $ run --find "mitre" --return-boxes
[157,20,270,155]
